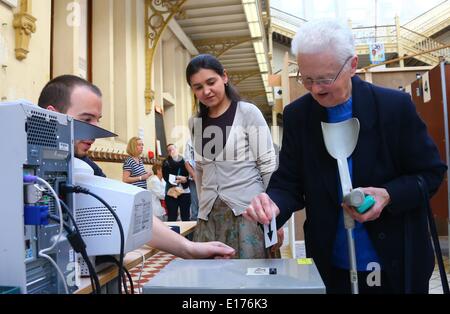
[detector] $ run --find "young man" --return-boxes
[38,74,235,259]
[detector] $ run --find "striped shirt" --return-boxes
[123,156,147,189]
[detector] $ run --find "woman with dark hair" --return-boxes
[162,144,191,222]
[186,54,279,258]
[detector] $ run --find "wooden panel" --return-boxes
[294,210,306,241]
[413,64,449,220]
[155,111,168,157]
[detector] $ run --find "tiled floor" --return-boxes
[429,255,449,294]
[126,251,179,294]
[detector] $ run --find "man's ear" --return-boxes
[45,105,57,112]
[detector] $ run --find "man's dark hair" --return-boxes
[38,75,102,113]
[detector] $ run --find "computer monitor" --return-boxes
[73,158,153,257]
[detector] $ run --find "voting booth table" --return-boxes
[143,258,326,294]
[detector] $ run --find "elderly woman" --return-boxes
[244,19,446,293]
[122,136,151,189]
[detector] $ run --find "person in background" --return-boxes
[184,138,199,221]
[148,164,167,221]
[186,54,282,259]
[163,144,191,222]
[38,74,235,259]
[243,19,446,293]
[122,137,152,189]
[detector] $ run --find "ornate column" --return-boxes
[145,0,187,114]
[12,0,36,61]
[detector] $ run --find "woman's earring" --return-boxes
[225,82,229,87]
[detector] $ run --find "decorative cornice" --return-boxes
[13,0,36,61]
[240,90,267,99]
[228,70,262,85]
[193,36,255,57]
[145,0,187,114]
[146,0,187,50]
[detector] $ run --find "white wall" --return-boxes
[0,0,195,179]
[272,42,296,74]
[0,0,51,103]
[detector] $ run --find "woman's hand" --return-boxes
[243,193,280,225]
[176,176,188,184]
[342,187,390,223]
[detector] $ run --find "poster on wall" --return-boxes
[422,72,431,103]
[1,0,18,7]
[369,43,386,65]
[155,111,167,156]
[156,140,162,157]
[405,85,412,97]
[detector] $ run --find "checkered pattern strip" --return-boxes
[124,251,179,294]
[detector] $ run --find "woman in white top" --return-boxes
[148,164,167,221]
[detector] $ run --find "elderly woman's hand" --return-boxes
[342,187,390,223]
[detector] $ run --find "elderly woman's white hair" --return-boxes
[291,19,355,66]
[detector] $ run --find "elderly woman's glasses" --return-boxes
[296,56,353,88]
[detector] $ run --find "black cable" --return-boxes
[43,191,81,236]
[60,200,102,295]
[63,185,125,295]
[57,197,81,234]
[97,256,129,294]
[48,214,101,294]
[417,176,450,294]
[45,193,102,294]
[79,250,102,294]
[47,214,86,293]
[84,191,125,295]
[123,267,134,294]
[80,251,97,294]
[97,255,134,294]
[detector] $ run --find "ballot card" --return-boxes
[263,214,278,248]
[169,174,177,185]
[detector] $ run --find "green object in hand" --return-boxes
[356,195,376,214]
